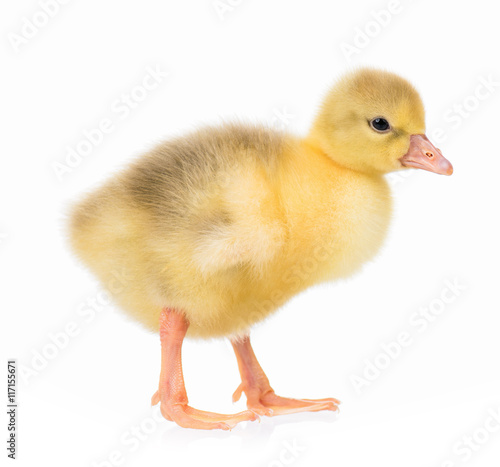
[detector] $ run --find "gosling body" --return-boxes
[70,125,391,338]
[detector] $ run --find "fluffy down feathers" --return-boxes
[69,68,426,338]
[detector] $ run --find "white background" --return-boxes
[1,1,500,466]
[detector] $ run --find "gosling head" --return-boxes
[309,68,453,176]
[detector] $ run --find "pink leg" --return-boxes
[231,335,340,417]
[151,308,258,430]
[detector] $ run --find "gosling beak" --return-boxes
[400,134,453,175]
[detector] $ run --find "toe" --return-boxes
[151,391,160,406]
[251,407,274,417]
[159,402,258,430]
[232,383,244,403]
[185,407,259,424]
[165,405,232,430]
[302,397,341,405]
[258,393,340,416]
[266,401,337,416]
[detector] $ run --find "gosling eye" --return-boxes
[370,117,391,133]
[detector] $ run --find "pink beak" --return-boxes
[400,134,453,176]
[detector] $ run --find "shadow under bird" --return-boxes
[69,68,453,430]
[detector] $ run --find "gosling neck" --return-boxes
[300,134,385,179]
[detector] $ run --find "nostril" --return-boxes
[425,152,434,159]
